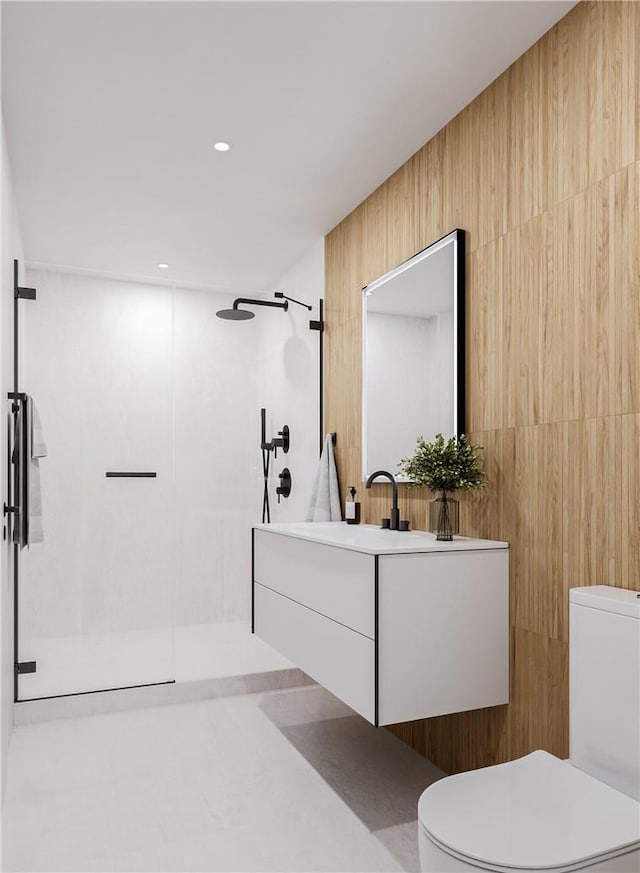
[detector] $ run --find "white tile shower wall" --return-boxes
[365,309,453,473]
[258,240,323,523]
[172,286,262,627]
[1,117,25,800]
[366,312,432,474]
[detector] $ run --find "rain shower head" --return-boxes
[216,307,255,320]
[216,296,288,320]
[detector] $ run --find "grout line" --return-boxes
[467,410,640,437]
[467,157,640,257]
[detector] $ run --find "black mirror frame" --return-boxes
[361,227,466,481]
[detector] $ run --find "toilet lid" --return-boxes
[418,751,640,871]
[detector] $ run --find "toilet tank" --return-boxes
[570,586,640,801]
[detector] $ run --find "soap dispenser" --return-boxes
[345,486,361,525]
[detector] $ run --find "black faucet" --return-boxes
[365,470,408,531]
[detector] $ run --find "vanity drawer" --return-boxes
[253,529,374,637]
[254,582,374,723]
[377,549,509,725]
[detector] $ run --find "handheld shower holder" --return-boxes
[271,426,289,457]
[262,425,289,456]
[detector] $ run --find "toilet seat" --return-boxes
[418,750,640,872]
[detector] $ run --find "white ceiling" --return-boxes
[2,1,575,293]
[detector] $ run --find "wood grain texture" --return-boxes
[325,2,640,774]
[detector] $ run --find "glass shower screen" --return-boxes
[17,271,176,699]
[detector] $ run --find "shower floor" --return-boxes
[174,621,293,682]
[17,621,294,702]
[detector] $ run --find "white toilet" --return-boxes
[418,586,640,873]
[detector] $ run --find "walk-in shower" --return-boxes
[9,266,321,703]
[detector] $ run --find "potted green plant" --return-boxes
[399,433,486,540]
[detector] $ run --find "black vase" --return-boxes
[429,491,459,541]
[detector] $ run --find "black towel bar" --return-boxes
[105,472,157,478]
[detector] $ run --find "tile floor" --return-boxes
[174,621,293,682]
[2,685,444,872]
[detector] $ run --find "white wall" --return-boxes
[1,119,24,800]
[257,240,323,523]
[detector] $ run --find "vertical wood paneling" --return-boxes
[513,423,564,641]
[556,3,638,202]
[509,629,569,760]
[467,239,506,432]
[325,2,640,774]
[506,32,557,230]
[609,162,640,415]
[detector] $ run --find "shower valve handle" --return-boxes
[276,468,292,503]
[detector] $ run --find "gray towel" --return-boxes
[13,397,47,548]
[28,398,47,545]
[305,434,342,522]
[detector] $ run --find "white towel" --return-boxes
[305,434,342,522]
[27,397,47,545]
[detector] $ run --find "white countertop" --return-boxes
[254,522,508,555]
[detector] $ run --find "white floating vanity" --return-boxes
[252,522,509,727]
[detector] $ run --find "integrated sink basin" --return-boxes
[254,521,507,555]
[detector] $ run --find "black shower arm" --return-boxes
[274,292,312,311]
[233,297,288,312]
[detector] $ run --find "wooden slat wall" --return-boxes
[324,1,640,773]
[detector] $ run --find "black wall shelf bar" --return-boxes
[105,472,157,478]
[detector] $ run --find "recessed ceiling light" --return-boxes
[157,263,169,269]
[214,142,230,152]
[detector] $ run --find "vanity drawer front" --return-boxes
[253,529,374,637]
[254,583,374,723]
[377,549,509,725]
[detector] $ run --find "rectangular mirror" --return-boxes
[362,228,465,481]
